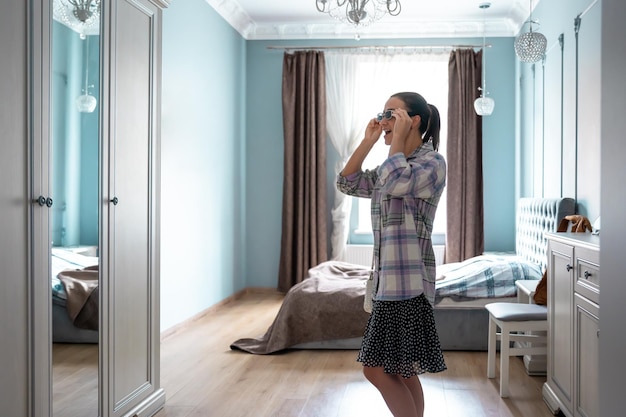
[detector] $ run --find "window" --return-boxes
[349,55,448,245]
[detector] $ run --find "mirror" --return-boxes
[51,0,101,415]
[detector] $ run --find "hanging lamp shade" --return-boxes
[474,3,494,116]
[514,0,547,63]
[474,96,495,116]
[514,29,547,62]
[76,94,97,113]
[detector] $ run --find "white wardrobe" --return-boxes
[0,0,168,416]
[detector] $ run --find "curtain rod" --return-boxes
[266,44,490,52]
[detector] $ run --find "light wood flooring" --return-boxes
[53,290,558,417]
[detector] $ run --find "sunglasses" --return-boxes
[376,109,418,122]
[376,110,394,121]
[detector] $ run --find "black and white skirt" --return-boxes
[357,293,447,378]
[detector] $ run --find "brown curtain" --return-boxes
[278,51,328,292]
[445,49,484,263]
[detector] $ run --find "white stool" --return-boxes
[485,302,548,397]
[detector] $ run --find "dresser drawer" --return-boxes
[575,246,600,303]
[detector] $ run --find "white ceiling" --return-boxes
[205,0,541,40]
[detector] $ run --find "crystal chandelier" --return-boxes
[53,0,101,40]
[474,3,495,117]
[514,0,547,63]
[315,0,402,28]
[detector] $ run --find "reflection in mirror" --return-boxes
[51,1,101,416]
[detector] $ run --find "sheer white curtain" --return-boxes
[325,49,450,260]
[325,51,392,260]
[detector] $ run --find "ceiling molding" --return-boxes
[206,0,534,41]
[246,20,520,41]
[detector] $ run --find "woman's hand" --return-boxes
[363,118,383,145]
[339,118,382,177]
[391,108,412,143]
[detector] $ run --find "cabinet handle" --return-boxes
[584,270,592,279]
[110,197,119,205]
[566,264,573,272]
[597,329,600,338]
[35,196,53,207]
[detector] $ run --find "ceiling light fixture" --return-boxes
[474,2,495,117]
[315,0,401,29]
[514,0,547,62]
[53,0,101,40]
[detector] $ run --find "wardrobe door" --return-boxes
[1,2,35,416]
[101,0,166,415]
[1,1,52,416]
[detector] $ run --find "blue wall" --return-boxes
[517,0,601,222]
[161,0,246,330]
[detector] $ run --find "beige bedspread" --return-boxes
[230,261,372,354]
[57,266,99,330]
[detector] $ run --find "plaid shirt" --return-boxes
[337,142,446,305]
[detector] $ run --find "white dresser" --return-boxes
[543,232,600,417]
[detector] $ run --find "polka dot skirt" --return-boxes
[357,294,447,378]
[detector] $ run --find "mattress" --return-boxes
[290,295,515,351]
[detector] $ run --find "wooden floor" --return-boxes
[53,342,98,417]
[53,290,558,417]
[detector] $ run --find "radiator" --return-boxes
[345,244,445,267]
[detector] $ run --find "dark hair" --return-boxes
[390,92,441,151]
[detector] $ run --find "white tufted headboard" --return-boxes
[515,197,576,271]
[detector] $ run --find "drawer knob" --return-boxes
[584,270,592,279]
[566,264,573,272]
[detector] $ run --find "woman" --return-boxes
[336,92,447,417]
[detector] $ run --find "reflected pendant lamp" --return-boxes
[76,36,97,113]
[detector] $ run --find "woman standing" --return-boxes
[337,92,447,417]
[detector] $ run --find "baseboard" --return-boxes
[542,383,565,416]
[160,287,282,341]
[122,388,166,417]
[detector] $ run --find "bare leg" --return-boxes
[363,366,418,417]
[400,376,425,417]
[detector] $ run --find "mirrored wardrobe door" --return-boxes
[51,1,101,416]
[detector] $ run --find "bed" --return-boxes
[231,197,575,354]
[51,247,99,344]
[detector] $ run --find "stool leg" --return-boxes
[500,323,511,398]
[487,316,496,379]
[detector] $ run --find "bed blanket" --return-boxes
[230,261,371,354]
[435,254,542,302]
[57,266,99,330]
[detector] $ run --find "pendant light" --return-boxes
[514,0,547,63]
[474,2,495,117]
[76,36,97,113]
